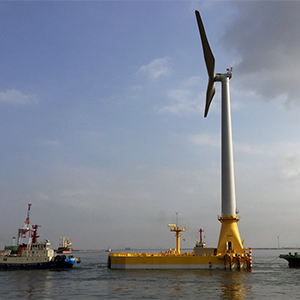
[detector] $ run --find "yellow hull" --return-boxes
[108,252,251,270]
[108,215,252,270]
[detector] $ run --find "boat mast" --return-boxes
[168,213,186,254]
[17,204,33,250]
[198,228,204,244]
[32,225,41,243]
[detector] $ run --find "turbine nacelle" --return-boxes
[214,70,233,82]
[216,68,233,80]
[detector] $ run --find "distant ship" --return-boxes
[0,204,81,270]
[105,247,112,252]
[57,237,73,254]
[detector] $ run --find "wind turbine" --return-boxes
[195,10,244,254]
[275,232,282,248]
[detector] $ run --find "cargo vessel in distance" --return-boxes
[57,237,73,254]
[0,204,81,270]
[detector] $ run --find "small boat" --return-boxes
[57,237,73,254]
[280,252,300,267]
[0,204,81,270]
[105,247,112,252]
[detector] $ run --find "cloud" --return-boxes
[233,142,270,156]
[275,142,300,180]
[188,134,299,161]
[158,76,203,115]
[221,2,300,103]
[159,89,199,115]
[0,89,39,106]
[188,133,220,148]
[282,152,300,179]
[138,57,171,80]
[190,131,300,183]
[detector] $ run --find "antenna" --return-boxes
[195,11,243,254]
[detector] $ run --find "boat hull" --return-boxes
[0,261,74,270]
[57,250,72,254]
[280,253,300,268]
[0,253,80,270]
[108,252,251,270]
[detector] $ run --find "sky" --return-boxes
[1,0,300,250]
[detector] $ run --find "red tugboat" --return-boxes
[0,204,81,270]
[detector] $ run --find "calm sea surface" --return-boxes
[1,249,299,299]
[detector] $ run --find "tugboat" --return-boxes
[57,237,73,254]
[280,252,300,267]
[0,204,81,270]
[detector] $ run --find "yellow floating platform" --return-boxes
[108,249,252,270]
[107,217,252,270]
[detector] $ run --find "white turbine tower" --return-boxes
[195,10,244,254]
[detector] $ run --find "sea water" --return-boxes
[0,249,299,299]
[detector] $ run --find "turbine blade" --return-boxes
[195,10,215,80]
[204,80,215,118]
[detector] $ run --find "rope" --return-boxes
[268,256,280,263]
